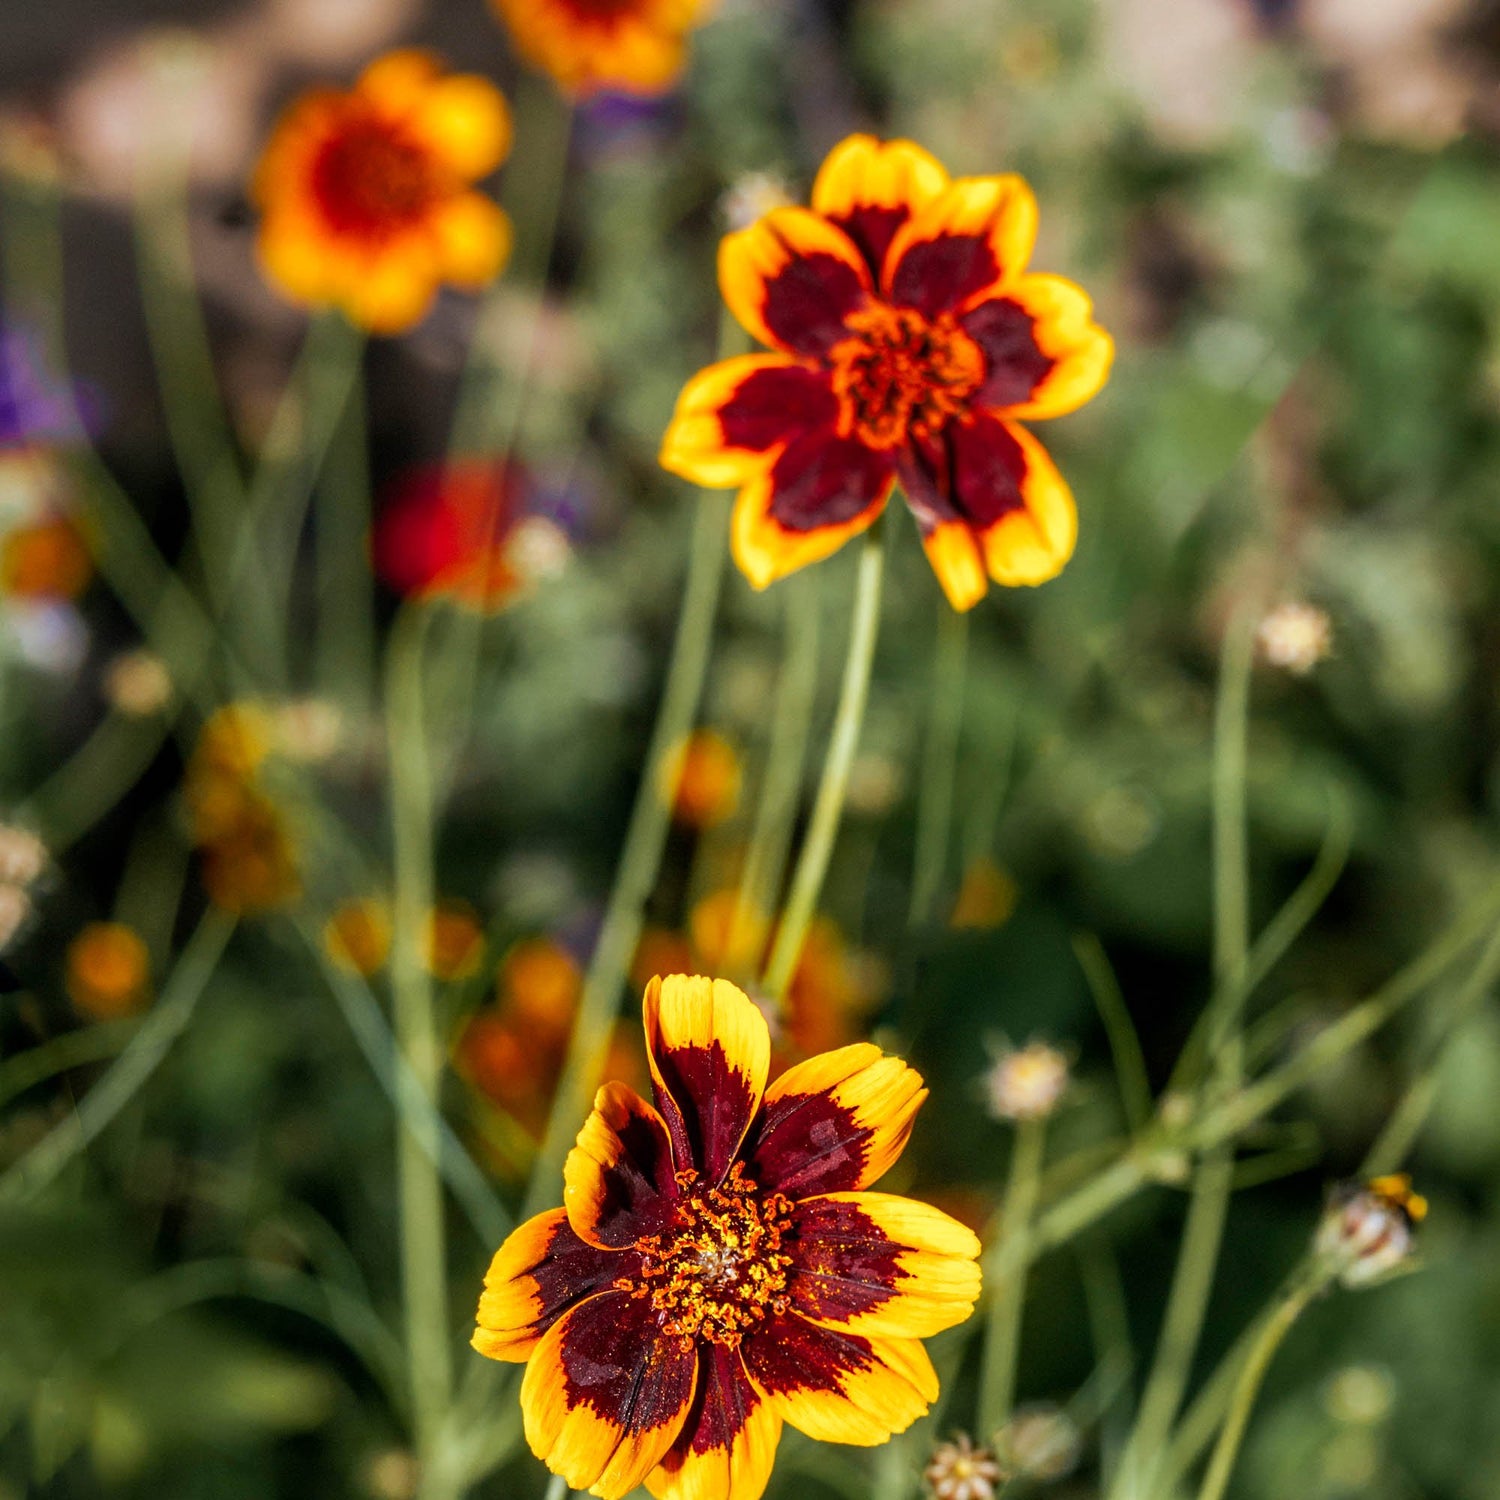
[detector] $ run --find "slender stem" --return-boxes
[728,571,821,975]
[0,910,235,1199]
[1074,933,1153,1135]
[1195,1271,1325,1500]
[542,1473,570,1500]
[521,489,729,1219]
[978,1114,1048,1435]
[909,602,967,927]
[0,1022,138,1111]
[761,517,888,1001]
[385,605,453,1472]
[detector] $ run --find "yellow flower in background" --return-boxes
[425,899,486,981]
[0,513,92,601]
[66,921,150,1020]
[473,975,980,1500]
[324,897,393,977]
[950,857,1018,930]
[490,0,712,98]
[661,728,742,829]
[500,936,582,1031]
[253,50,513,333]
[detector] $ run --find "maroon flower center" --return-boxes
[553,0,645,21]
[621,1161,794,1349]
[828,302,984,450]
[310,116,444,238]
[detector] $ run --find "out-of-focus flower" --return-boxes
[1324,1364,1396,1426]
[505,516,572,584]
[1314,1173,1427,1288]
[186,704,301,913]
[490,0,712,98]
[324,897,393,977]
[362,1446,421,1500]
[993,1404,1081,1481]
[499,936,582,1031]
[845,751,904,816]
[0,323,95,446]
[950,858,1018,929]
[253,51,513,333]
[984,1041,1070,1122]
[274,698,345,762]
[722,172,793,232]
[630,925,696,992]
[104,649,174,717]
[472,975,981,1500]
[425,900,486,981]
[661,728,742,829]
[0,825,46,888]
[260,0,422,69]
[373,460,536,610]
[924,1433,1006,1500]
[1256,600,1333,675]
[660,135,1113,611]
[66,921,151,1020]
[0,513,92,601]
[7,600,89,675]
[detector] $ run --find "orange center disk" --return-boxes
[621,1161,795,1349]
[828,302,984,450]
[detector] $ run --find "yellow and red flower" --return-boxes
[490,0,712,98]
[253,51,513,333]
[473,973,980,1500]
[660,135,1114,610]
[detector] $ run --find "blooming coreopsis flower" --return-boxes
[473,974,980,1500]
[660,136,1114,611]
[373,460,535,610]
[253,51,513,333]
[490,0,712,98]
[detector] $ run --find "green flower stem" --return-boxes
[728,570,822,973]
[0,1022,138,1111]
[385,604,454,1480]
[761,517,889,1003]
[521,484,730,1221]
[1195,1267,1328,1500]
[542,1473,570,1500]
[978,1113,1048,1436]
[909,600,968,928]
[0,909,235,1201]
[1074,932,1153,1136]
[1112,610,1255,1500]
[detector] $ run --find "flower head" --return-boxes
[1256,600,1332,675]
[0,512,92,602]
[474,974,980,1500]
[104,649,173,717]
[253,51,512,333]
[662,729,743,829]
[66,921,150,1019]
[993,1404,1081,1481]
[324,897,393,977]
[661,136,1113,611]
[425,900,486,982]
[490,0,712,99]
[1315,1173,1427,1289]
[983,1041,1069,1122]
[924,1433,1005,1500]
[373,460,535,610]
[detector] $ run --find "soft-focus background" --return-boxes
[4,1,1500,1497]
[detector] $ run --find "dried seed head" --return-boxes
[924,1433,1006,1500]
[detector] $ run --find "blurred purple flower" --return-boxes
[574,91,680,164]
[0,323,101,448]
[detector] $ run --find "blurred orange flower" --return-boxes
[66,921,150,1019]
[372,460,530,610]
[253,50,513,333]
[490,0,712,98]
[950,857,1018,930]
[324,897,393,977]
[0,514,92,601]
[661,728,742,829]
[499,936,582,1031]
[425,900,486,981]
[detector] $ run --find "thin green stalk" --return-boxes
[909,602,968,927]
[1081,1245,1136,1491]
[0,1023,138,1110]
[1114,613,1255,1500]
[1195,1269,1327,1500]
[978,1114,1048,1435]
[542,1474,570,1500]
[1074,933,1153,1135]
[385,605,453,1475]
[728,571,821,973]
[522,488,729,1219]
[761,517,889,1002]
[0,909,234,1199]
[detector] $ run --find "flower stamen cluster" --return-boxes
[623,1161,794,1349]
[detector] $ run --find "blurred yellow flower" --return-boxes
[950,857,1019,929]
[324,897,393,977]
[490,0,712,98]
[253,50,513,333]
[498,936,581,1031]
[104,649,173,717]
[424,899,485,981]
[661,728,742,829]
[66,921,150,1019]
